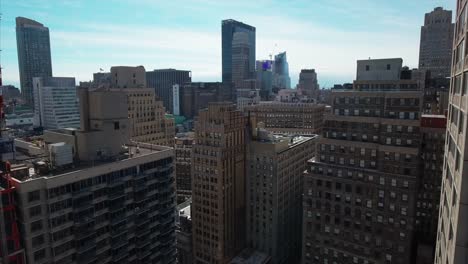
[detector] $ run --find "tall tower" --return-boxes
[418,7,454,79]
[435,2,468,264]
[231,32,251,90]
[191,102,247,263]
[222,19,256,85]
[16,17,52,107]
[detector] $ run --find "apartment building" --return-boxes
[302,88,423,264]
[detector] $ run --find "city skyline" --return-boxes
[1,0,454,89]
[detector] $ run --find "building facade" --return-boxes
[146,69,192,114]
[245,102,326,135]
[416,115,446,264]
[356,58,403,81]
[175,135,194,203]
[16,17,53,107]
[256,60,273,100]
[179,82,231,120]
[192,103,247,263]
[222,19,256,84]
[298,69,320,101]
[435,1,468,263]
[246,131,316,263]
[302,89,423,264]
[419,7,454,79]
[32,77,80,129]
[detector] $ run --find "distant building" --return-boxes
[192,103,247,263]
[245,102,326,135]
[6,112,34,128]
[246,130,316,263]
[232,31,252,89]
[356,58,403,81]
[419,7,454,79]
[256,60,273,100]
[146,69,192,113]
[179,82,229,119]
[222,19,256,84]
[32,77,80,129]
[229,248,271,264]
[273,52,291,90]
[297,69,320,101]
[175,134,194,203]
[0,85,21,102]
[16,17,53,107]
[236,79,260,111]
[89,66,175,147]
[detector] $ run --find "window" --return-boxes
[360,160,365,168]
[403,181,409,188]
[387,125,392,132]
[399,112,405,119]
[386,138,391,145]
[114,122,120,130]
[366,65,370,71]
[380,177,385,185]
[402,194,408,201]
[28,191,40,203]
[29,205,42,217]
[387,64,391,70]
[31,220,43,232]
[34,249,46,261]
[32,235,44,247]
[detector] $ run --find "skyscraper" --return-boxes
[222,19,256,84]
[419,7,454,79]
[16,17,53,107]
[435,2,468,264]
[273,52,291,90]
[146,69,192,114]
[192,102,247,263]
[231,32,251,89]
[256,60,273,100]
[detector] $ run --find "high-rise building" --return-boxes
[419,7,454,79]
[435,2,468,263]
[175,134,194,203]
[146,69,192,114]
[32,77,80,129]
[177,200,193,264]
[298,69,320,100]
[246,129,316,263]
[256,60,273,100]
[192,102,247,263]
[3,87,177,264]
[245,102,326,135]
[232,32,251,89]
[16,17,53,107]
[179,82,231,119]
[222,19,256,84]
[273,52,291,90]
[302,59,424,264]
[356,58,403,81]
[416,115,446,264]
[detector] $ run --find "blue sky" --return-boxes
[1,0,456,88]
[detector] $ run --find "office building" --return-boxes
[435,2,468,263]
[256,60,273,100]
[175,134,194,203]
[229,249,271,264]
[302,62,423,263]
[416,115,446,264]
[32,77,80,129]
[273,52,291,90]
[246,129,316,263]
[245,102,326,135]
[236,79,260,111]
[419,7,454,79]
[146,69,192,113]
[222,19,256,84]
[2,87,177,264]
[0,85,21,102]
[298,69,320,101]
[16,17,53,107]
[356,58,403,81]
[192,102,247,263]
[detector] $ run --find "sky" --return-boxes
[1,0,456,89]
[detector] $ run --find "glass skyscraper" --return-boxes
[16,17,53,107]
[221,19,256,84]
